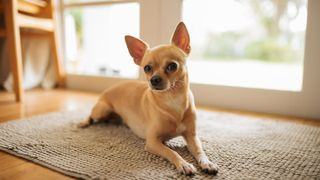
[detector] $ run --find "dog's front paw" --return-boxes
[199,159,218,175]
[78,118,93,128]
[78,121,90,128]
[177,161,197,176]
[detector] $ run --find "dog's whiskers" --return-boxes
[168,79,184,92]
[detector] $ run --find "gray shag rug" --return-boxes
[0,109,319,179]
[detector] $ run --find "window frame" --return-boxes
[58,0,320,120]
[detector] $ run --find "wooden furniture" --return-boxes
[0,0,65,102]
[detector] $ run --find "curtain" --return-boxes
[0,36,56,91]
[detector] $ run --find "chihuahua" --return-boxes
[79,22,218,176]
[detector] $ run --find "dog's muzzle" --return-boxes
[150,76,165,90]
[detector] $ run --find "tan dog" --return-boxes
[79,22,218,176]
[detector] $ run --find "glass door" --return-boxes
[183,0,307,91]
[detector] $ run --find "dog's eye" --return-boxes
[166,63,177,72]
[144,65,152,73]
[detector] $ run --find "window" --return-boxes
[62,1,140,78]
[183,0,307,91]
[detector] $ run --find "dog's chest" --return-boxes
[164,123,187,140]
[165,94,185,112]
[176,123,187,134]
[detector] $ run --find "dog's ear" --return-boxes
[171,22,191,55]
[125,36,148,65]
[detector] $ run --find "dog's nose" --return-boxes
[150,76,162,86]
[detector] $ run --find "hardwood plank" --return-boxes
[0,160,73,180]
[0,153,25,171]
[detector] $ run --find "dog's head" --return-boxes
[125,22,190,92]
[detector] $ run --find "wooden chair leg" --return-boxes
[50,31,65,88]
[5,0,24,102]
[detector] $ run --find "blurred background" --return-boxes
[63,0,307,91]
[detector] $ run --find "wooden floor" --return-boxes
[0,89,319,179]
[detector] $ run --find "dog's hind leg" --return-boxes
[78,100,113,128]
